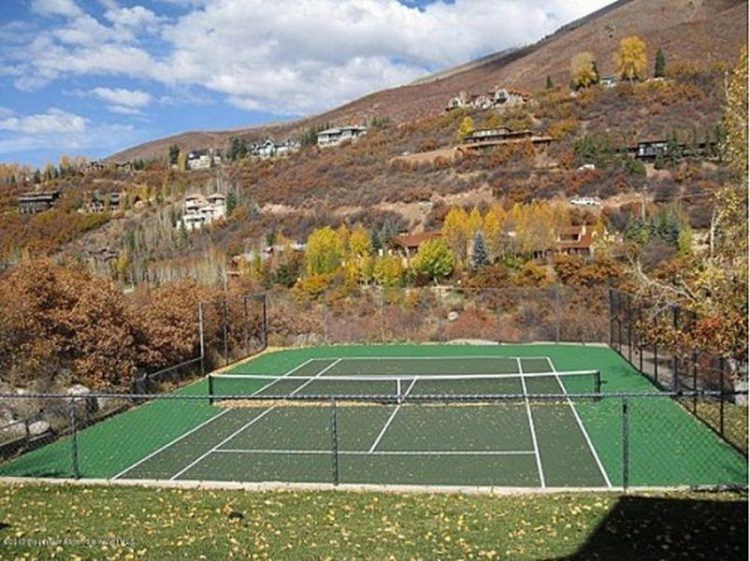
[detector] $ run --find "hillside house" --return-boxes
[446,87,530,111]
[18,190,60,214]
[251,139,300,158]
[446,91,470,110]
[88,191,121,213]
[600,76,618,88]
[491,88,530,107]
[86,160,107,172]
[541,224,602,258]
[186,149,222,170]
[390,231,442,263]
[633,139,669,160]
[317,126,368,147]
[178,193,227,231]
[461,128,553,151]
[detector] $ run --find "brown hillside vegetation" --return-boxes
[109,0,747,163]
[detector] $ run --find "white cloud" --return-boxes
[91,86,153,114]
[0,108,86,135]
[0,108,136,156]
[31,0,83,18]
[6,0,612,116]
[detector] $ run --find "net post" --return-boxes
[69,400,80,480]
[330,399,340,486]
[621,397,629,491]
[396,379,402,404]
[207,375,214,405]
[594,371,602,399]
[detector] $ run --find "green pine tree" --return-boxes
[654,48,666,78]
[545,75,554,89]
[471,231,489,269]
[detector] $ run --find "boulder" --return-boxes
[27,420,50,436]
[447,311,459,322]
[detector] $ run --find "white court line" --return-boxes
[367,378,417,454]
[169,408,277,481]
[114,358,320,480]
[213,449,536,456]
[546,357,613,488]
[518,357,546,488]
[112,409,231,480]
[119,358,316,480]
[169,359,342,481]
[306,355,554,361]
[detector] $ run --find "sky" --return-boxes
[0,0,612,167]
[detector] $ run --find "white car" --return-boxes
[570,197,602,206]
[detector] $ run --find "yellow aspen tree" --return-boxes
[570,52,598,89]
[441,207,470,262]
[468,207,483,236]
[615,36,648,82]
[456,116,475,142]
[483,207,503,261]
[348,226,373,259]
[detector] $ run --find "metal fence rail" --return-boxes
[0,390,745,491]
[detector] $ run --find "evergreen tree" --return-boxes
[545,75,554,89]
[471,231,489,269]
[654,48,666,78]
[226,192,237,215]
[168,145,180,166]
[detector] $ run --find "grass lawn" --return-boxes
[0,484,746,560]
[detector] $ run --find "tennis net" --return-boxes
[207,369,602,402]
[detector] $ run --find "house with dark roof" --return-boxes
[18,190,60,214]
[390,231,442,262]
[460,128,553,151]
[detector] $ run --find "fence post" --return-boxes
[719,357,725,436]
[692,352,698,414]
[69,401,80,480]
[626,294,632,362]
[243,295,249,354]
[330,399,339,486]
[222,298,229,366]
[637,302,643,373]
[653,313,659,385]
[198,302,205,376]
[554,286,561,344]
[621,398,629,491]
[608,288,613,348]
[262,293,269,350]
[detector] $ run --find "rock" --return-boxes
[447,311,459,322]
[27,420,50,436]
[66,384,91,397]
[67,384,98,416]
[735,380,748,406]
[292,333,322,347]
[97,396,125,412]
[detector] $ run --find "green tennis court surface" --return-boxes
[0,344,746,489]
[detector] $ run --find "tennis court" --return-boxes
[1,344,746,489]
[113,355,606,487]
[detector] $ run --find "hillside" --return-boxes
[108,0,747,163]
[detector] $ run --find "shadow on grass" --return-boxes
[550,494,748,561]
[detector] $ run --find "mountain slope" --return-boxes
[109,0,747,164]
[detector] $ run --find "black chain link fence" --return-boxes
[269,286,609,346]
[609,289,748,457]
